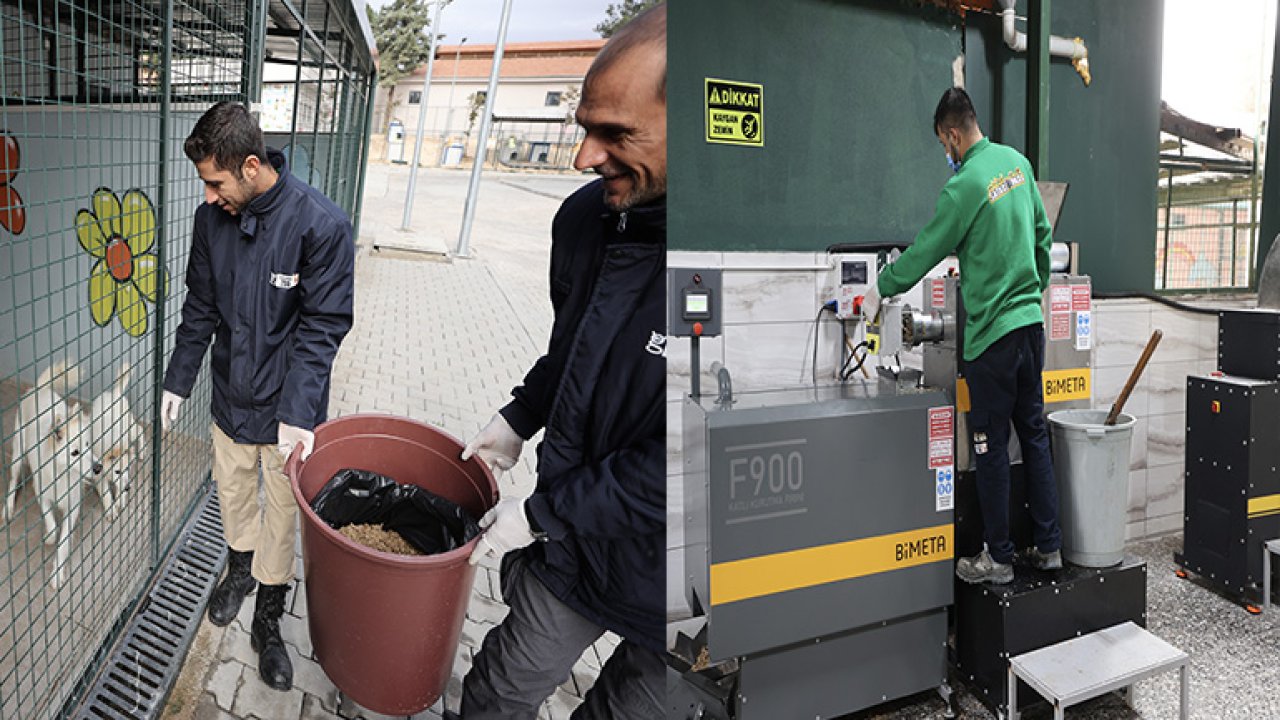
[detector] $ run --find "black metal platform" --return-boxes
[953,558,1148,719]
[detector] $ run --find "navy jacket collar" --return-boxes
[240,149,291,236]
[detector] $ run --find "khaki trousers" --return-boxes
[211,423,296,585]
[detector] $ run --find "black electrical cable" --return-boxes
[811,304,839,386]
[1092,291,1220,316]
[841,340,870,380]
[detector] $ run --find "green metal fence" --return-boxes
[1155,171,1261,291]
[0,1,374,716]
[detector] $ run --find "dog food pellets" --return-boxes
[338,523,424,556]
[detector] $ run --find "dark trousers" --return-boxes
[459,552,664,720]
[963,323,1061,564]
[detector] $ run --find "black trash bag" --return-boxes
[311,469,481,555]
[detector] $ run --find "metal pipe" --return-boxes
[455,0,514,258]
[152,0,174,568]
[401,0,444,230]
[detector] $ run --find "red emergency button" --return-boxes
[1211,400,1221,414]
[693,322,704,336]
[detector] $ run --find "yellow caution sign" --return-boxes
[705,78,763,146]
[709,523,953,606]
[1042,367,1091,403]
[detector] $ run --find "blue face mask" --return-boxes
[946,152,962,173]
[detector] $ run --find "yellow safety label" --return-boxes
[705,78,763,146]
[709,523,953,606]
[1042,367,1091,403]
[1248,494,1280,519]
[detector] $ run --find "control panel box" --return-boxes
[669,268,722,338]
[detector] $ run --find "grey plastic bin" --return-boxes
[1047,409,1136,568]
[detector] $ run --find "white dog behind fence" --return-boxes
[6,360,144,589]
[6,361,99,589]
[87,362,144,521]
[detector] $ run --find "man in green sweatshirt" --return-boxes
[863,87,1062,585]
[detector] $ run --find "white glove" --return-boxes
[460,414,524,477]
[277,422,315,462]
[862,283,883,324]
[161,390,184,432]
[469,497,537,565]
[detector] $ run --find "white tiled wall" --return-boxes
[666,249,1246,620]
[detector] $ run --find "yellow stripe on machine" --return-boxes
[709,524,954,606]
[1248,494,1280,519]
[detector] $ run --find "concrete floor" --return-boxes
[832,533,1280,719]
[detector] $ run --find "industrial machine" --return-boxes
[1176,309,1280,609]
[669,185,1147,720]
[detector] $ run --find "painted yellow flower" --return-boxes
[76,188,168,337]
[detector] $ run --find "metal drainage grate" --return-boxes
[75,489,227,720]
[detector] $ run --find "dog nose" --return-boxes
[93,462,104,474]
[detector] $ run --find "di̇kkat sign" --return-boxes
[705,78,763,147]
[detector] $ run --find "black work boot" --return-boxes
[207,549,255,627]
[250,582,293,691]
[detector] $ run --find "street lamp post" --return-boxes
[443,36,467,149]
[400,0,444,231]
[455,0,514,257]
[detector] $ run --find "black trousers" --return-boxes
[964,323,1062,564]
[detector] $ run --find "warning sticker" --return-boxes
[1076,310,1092,351]
[1050,285,1072,314]
[1072,283,1091,312]
[928,406,954,469]
[1050,311,1072,341]
[931,278,947,309]
[705,78,763,146]
[936,466,955,512]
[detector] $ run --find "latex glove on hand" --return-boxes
[277,422,315,462]
[862,283,883,325]
[161,390,184,432]
[469,497,538,565]
[460,413,524,477]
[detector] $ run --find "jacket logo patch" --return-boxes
[270,272,300,289]
[987,167,1026,204]
[645,331,667,357]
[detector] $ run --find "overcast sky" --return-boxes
[1162,0,1275,134]
[365,0,610,45]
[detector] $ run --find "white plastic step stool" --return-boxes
[1007,621,1189,720]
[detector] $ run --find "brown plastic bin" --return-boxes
[286,413,497,715]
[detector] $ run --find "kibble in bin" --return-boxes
[311,468,481,555]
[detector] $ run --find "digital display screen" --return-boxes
[841,260,868,285]
[685,294,709,313]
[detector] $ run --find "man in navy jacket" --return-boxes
[160,102,354,692]
[453,4,666,719]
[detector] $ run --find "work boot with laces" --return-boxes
[250,582,293,690]
[207,549,255,626]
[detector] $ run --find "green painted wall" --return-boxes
[966,0,1163,293]
[669,0,962,252]
[670,0,1165,293]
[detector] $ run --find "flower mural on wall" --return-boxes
[0,133,25,235]
[76,188,168,337]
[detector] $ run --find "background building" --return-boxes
[371,39,604,169]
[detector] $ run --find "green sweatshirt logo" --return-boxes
[986,167,1026,204]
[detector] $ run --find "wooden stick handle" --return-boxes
[1106,329,1163,426]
